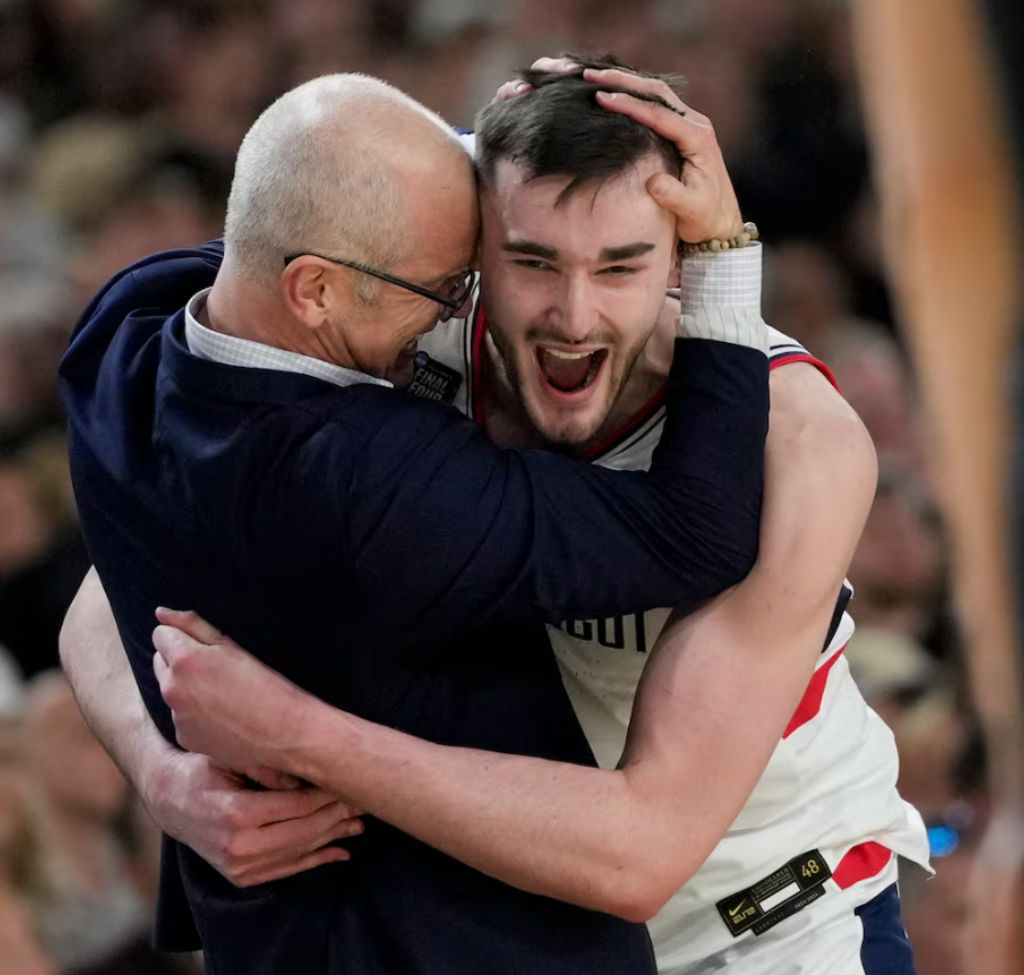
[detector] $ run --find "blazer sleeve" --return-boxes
[341,334,767,634]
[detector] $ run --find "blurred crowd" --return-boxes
[0,1,987,972]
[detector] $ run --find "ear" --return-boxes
[666,245,682,290]
[280,257,338,331]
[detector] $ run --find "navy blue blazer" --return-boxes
[59,242,768,974]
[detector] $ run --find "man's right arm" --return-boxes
[340,81,768,634]
[59,569,361,887]
[153,362,876,918]
[343,258,768,635]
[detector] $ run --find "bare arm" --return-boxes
[853,0,1023,807]
[60,570,178,799]
[157,363,876,921]
[853,1,1024,969]
[59,569,361,886]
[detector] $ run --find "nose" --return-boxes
[554,274,599,343]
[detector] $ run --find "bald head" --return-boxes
[224,73,473,290]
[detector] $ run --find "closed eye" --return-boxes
[513,259,555,272]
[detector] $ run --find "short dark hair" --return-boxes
[475,54,685,205]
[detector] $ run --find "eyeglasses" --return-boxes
[283,252,474,322]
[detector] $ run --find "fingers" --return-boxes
[494,79,531,102]
[243,787,355,826]
[224,800,363,886]
[244,845,351,886]
[243,765,306,791]
[493,55,581,104]
[259,801,364,854]
[153,647,169,682]
[595,89,713,158]
[583,67,705,120]
[155,606,224,644]
[530,55,580,74]
[152,623,206,668]
[645,172,693,215]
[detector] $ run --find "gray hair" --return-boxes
[225,73,455,297]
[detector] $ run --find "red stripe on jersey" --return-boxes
[832,842,893,890]
[581,386,668,461]
[782,642,849,739]
[470,301,488,429]
[770,352,841,392]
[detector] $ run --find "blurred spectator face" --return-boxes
[903,849,973,975]
[41,0,121,35]
[167,15,280,163]
[849,472,943,640]
[763,241,850,352]
[0,461,50,577]
[0,284,73,438]
[573,0,656,68]
[70,179,219,303]
[515,0,588,36]
[698,0,797,56]
[0,718,24,862]
[480,153,677,447]
[271,0,368,51]
[24,676,127,821]
[830,333,921,466]
[891,689,967,814]
[667,41,756,158]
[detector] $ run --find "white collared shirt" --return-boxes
[184,288,392,389]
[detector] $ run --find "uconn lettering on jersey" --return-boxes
[558,612,653,654]
[558,583,853,657]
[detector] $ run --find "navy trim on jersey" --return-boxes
[856,885,918,974]
[825,583,854,651]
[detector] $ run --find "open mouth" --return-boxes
[536,347,608,395]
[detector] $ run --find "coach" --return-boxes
[59,74,767,974]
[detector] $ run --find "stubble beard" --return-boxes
[487,320,648,453]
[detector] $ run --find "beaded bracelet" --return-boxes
[683,222,760,256]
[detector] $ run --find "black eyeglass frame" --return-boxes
[283,252,473,321]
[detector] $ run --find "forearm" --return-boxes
[59,567,176,801]
[853,0,1024,806]
[291,700,653,916]
[287,579,826,922]
[284,367,870,920]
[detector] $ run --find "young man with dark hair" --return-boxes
[62,62,927,973]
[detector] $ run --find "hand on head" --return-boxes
[492,55,744,244]
[584,67,743,244]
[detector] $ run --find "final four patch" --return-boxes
[408,352,462,404]
[716,850,832,937]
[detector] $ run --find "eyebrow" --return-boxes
[599,242,656,261]
[502,240,657,262]
[503,239,558,260]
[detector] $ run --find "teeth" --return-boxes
[542,348,592,360]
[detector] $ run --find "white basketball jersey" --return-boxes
[414,299,931,973]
